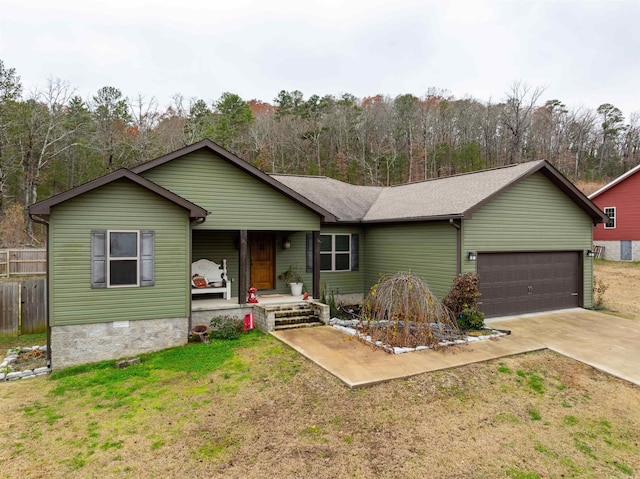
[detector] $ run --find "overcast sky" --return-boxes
[1,0,638,117]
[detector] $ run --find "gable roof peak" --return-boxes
[131,139,337,222]
[29,168,208,219]
[589,163,640,199]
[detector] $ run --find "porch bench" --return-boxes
[191,259,231,300]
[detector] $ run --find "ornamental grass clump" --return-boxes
[360,271,459,351]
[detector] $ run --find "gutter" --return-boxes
[28,213,51,369]
[449,218,462,275]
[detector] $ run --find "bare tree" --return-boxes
[501,80,546,163]
[128,93,161,162]
[15,78,84,234]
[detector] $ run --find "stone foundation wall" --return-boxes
[191,307,253,326]
[593,240,640,261]
[51,317,188,369]
[594,241,620,261]
[253,305,269,332]
[334,293,364,307]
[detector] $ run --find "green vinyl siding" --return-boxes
[49,180,190,326]
[274,231,311,294]
[141,150,320,231]
[364,222,457,299]
[319,226,365,295]
[462,172,594,307]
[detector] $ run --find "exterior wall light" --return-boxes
[282,238,291,250]
[468,251,477,261]
[586,250,595,257]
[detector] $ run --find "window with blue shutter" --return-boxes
[91,231,107,288]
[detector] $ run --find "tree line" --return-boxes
[1,59,638,245]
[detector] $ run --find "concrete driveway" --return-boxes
[486,308,640,387]
[272,309,640,388]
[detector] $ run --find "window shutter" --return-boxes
[140,230,155,286]
[351,234,359,271]
[91,230,107,288]
[306,233,313,273]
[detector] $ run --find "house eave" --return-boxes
[359,214,465,225]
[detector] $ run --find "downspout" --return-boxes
[29,213,51,369]
[449,218,461,276]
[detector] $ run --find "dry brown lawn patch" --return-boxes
[595,260,640,320]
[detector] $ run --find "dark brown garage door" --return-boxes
[477,251,581,318]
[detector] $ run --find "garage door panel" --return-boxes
[478,252,581,318]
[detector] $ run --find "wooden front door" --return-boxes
[250,233,275,290]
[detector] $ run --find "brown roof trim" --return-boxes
[340,214,464,225]
[29,169,208,220]
[462,160,608,224]
[131,139,337,223]
[589,163,640,199]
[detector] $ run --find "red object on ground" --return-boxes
[247,286,258,303]
[303,291,309,300]
[243,312,254,330]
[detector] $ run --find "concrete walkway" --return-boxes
[271,309,640,388]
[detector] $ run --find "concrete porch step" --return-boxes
[253,300,330,333]
[275,309,315,319]
[274,321,323,330]
[276,315,321,326]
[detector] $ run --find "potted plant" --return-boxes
[278,265,304,296]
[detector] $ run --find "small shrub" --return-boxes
[443,273,481,318]
[592,275,608,309]
[457,307,485,331]
[209,316,242,340]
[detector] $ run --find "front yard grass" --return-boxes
[0,332,46,351]
[1,259,638,477]
[2,330,639,478]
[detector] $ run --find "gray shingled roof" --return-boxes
[273,161,549,222]
[271,175,384,222]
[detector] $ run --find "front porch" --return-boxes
[191,229,322,300]
[191,294,330,333]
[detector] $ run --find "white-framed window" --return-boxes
[91,230,154,288]
[320,233,351,271]
[604,207,616,229]
[108,231,139,287]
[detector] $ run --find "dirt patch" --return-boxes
[595,260,640,320]
[12,349,46,371]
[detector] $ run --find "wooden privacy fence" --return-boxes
[0,279,47,336]
[0,249,46,278]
